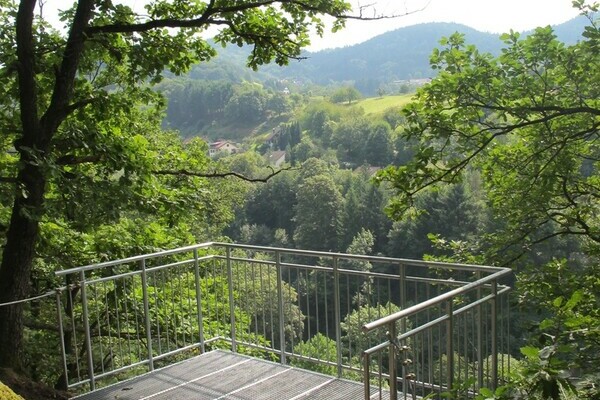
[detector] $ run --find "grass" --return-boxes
[354,94,415,115]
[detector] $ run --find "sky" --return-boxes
[42,0,586,51]
[309,0,584,50]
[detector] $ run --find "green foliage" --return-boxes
[232,260,305,346]
[387,183,485,260]
[292,333,337,375]
[376,6,600,398]
[377,20,600,262]
[341,302,404,360]
[0,0,359,375]
[224,83,269,124]
[513,259,600,398]
[293,174,346,251]
[330,86,362,104]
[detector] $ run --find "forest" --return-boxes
[0,0,598,399]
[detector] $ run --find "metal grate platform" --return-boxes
[73,350,392,399]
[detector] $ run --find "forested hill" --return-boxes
[261,22,503,84]
[182,17,590,87]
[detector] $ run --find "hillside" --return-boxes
[182,17,590,90]
[350,94,415,115]
[159,17,590,137]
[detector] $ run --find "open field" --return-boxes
[355,94,415,115]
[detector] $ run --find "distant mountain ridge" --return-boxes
[182,16,590,93]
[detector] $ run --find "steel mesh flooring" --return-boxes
[73,350,392,399]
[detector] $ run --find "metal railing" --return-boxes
[53,242,512,398]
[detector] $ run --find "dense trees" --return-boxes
[378,18,599,263]
[330,86,362,104]
[377,4,600,396]
[0,0,359,370]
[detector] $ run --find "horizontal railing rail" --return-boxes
[52,242,511,399]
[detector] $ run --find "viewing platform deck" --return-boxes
[74,350,390,400]
[56,242,512,400]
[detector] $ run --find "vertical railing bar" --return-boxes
[212,259,218,338]
[156,270,168,354]
[132,280,144,361]
[501,289,507,381]
[95,283,105,376]
[276,250,286,364]
[446,299,454,392]
[363,352,371,400]
[140,259,154,372]
[193,249,205,353]
[184,266,192,351]
[346,273,352,366]
[462,310,467,384]
[103,281,112,373]
[80,271,95,391]
[69,287,82,383]
[226,246,237,353]
[251,262,260,347]
[388,321,398,400]
[294,268,304,358]
[379,350,383,400]
[320,270,325,339]
[122,279,133,368]
[437,324,442,396]
[476,272,484,389]
[287,266,295,357]
[333,256,343,378]
[399,264,407,398]
[426,284,433,390]
[114,280,124,365]
[507,290,511,378]
[179,269,186,348]
[491,280,498,390]
[171,268,179,350]
[268,262,275,349]
[56,290,69,389]
[421,331,426,395]
[304,269,310,339]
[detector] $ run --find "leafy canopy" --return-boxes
[377,5,600,262]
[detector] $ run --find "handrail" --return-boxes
[56,241,508,277]
[55,242,215,275]
[51,242,512,395]
[362,267,511,332]
[212,242,507,273]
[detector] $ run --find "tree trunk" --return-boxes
[0,163,46,368]
[0,0,94,370]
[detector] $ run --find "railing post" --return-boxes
[56,289,69,389]
[276,250,286,364]
[388,321,398,400]
[399,264,407,398]
[139,259,154,372]
[193,249,205,353]
[446,299,454,391]
[363,352,371,400]
[79,271,95,390]
[491,280,498,390]
[226,246,237,353]
[333,256,343,378]
[477,272,484,389]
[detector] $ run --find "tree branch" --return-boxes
[153,166,296,182]
[64,98,98,116]
[85,0,416,36]
[55,154,103,166]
